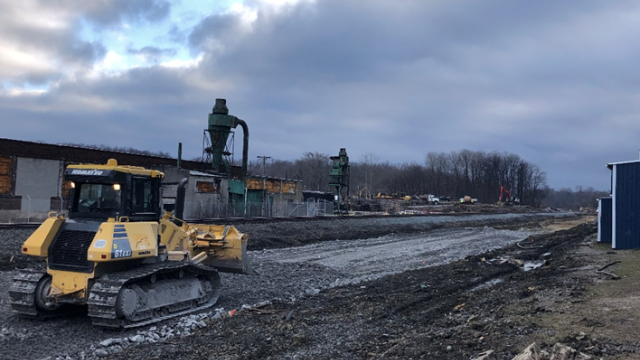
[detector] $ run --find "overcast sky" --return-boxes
[1,0,638,190]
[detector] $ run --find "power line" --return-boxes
[257,155,271,175]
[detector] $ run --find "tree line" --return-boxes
[420,150,547,205]
[56,142,606,209]
[59,142,172,158]
[541,186,609,210]
[247,150,546,206]
[247,149,608,209]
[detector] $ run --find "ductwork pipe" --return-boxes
[234,118,249,182]
[175,177,188,225]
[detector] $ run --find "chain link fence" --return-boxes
[1,198,337,222]
[188,199,335,219]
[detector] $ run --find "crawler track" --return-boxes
[87,262,220,329]
[9,269,46,318]
[9,269,82,319]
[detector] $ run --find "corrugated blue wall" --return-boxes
[613,162,640,249]
[598,197,612,243]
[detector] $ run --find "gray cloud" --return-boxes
[2,0,640,190]
[0,0,170,86]
[0,3,102,85]
[183,0,638,189]
[168,24,188,45]
[127,46,177,63]
[74,0,171,29]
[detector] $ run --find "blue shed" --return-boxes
[607,160,640,249]
[597,197,612,244]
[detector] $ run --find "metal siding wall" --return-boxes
[598,197,612,243]
[15,158,62,213]
[614,163,640,249]
[597,198,601,242]
[612,166,617,248]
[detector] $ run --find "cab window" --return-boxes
[75,183,121,214]
[131,177,156,214]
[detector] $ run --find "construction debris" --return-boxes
[549,343,595,360]
[510,342,597,360]
[486,256,546,271]
[512,343,543,360]
[471,350,497,360]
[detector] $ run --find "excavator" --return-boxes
[9,159,251,328]
[498,186,512,204]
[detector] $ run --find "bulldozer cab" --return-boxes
[76,183,121,214]
[65,159,164,222]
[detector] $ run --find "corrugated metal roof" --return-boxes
[249,175,302,182]
[607,159,640,169]
[303,190,333,195]
[189,170,223,177]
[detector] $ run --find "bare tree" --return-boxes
[238,148,557,206]
[542,186,607,210]
[360,152,379,196]
[422,149,548,205]
[295,152,331,191]
[60,142,172,158]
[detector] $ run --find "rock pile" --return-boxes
[92,302,271,358]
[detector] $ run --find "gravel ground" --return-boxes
[107,222,614,360]
[237,212,574,250]
[218,226,539,310]
[0,212,575,360]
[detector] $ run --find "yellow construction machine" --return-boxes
[9,159,251,328]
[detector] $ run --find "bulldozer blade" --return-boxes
[204,239,255,274]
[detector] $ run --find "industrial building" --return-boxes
[603,159,640,249]
[0,138,303,222]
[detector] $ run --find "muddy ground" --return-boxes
[0,212,570,270]
[2,212,633,360]
[239,211,572,250]
[103,218,631,360]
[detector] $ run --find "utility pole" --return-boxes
[257,155,271,175]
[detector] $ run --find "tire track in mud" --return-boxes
[243,227,537,291]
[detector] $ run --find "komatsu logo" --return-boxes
[70,169,104,176]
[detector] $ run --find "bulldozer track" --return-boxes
[9,269,44,318]
[9,269,83,319]
[87,261,220,329]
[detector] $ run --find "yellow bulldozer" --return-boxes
[9,159,251,328]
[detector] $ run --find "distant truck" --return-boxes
[427,194,441,205]
[415,194,447,205]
